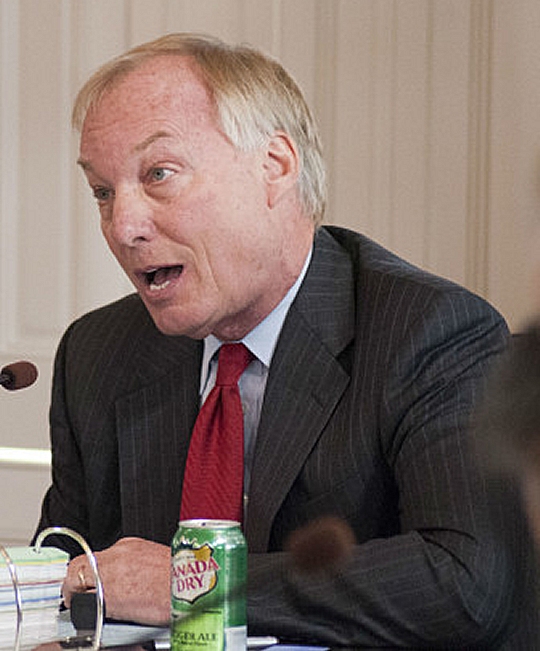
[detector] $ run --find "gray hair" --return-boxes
[72,33,327,226]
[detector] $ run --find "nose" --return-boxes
[105,186,156,247]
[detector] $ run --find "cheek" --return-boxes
[196,233,263,302]
[100,223,120,255]
[100,224,132,275]
[100,222,114,251]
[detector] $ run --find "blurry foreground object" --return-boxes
[474,321,540,645]
[476,320,540,530]
[285,516,356,575]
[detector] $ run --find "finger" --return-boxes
[63,559,95,606]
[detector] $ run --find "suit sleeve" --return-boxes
[32,317,123,557]
[31,324,92,557]
[247,289,519,648]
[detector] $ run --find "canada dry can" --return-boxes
[171,519,247,651]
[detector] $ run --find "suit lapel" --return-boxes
[245,229,356,551]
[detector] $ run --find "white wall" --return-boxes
[1,0,539,544]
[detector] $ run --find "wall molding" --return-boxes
[0,447,51,469]
[0,0,20,353]
[466,0,494,296]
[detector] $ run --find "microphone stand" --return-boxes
[34,527,104,651]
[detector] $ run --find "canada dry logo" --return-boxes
[172,539,220,604]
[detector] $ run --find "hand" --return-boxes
[62,537,171,625]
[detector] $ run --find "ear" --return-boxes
[263,132,300,209]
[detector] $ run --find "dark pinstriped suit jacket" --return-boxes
[35,226,525,648]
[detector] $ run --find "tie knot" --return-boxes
[216,343,253,386]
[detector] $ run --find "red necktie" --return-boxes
[180,343,253,524]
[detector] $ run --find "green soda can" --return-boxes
[171,519,247,651]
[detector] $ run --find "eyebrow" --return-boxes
[77,157,93,172]
[133,130,173,153]
[77,130,173,171]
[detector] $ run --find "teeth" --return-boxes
[143,265,183,290]
[149,279,171,291]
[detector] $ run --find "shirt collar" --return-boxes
[200,247,312,388]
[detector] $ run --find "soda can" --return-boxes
[171,519,247,651]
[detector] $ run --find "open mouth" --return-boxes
[143,265,183,291]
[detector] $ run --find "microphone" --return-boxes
[0,361,38,391]
[285,515,356,574]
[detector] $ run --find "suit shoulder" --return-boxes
[324,226,453,285]
[61,293,153,349]
[321,225,507,335]
[71,293,148,325]
[55,294,199,398]
[324,225,497,303]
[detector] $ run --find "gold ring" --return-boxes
[77,568,86,588]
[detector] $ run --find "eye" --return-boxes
[92,186,113,203]
[148,167,174,182]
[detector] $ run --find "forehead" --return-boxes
[81,55,217,141]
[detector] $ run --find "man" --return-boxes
[34,33,516,647]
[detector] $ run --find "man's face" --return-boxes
[78,56,312,340]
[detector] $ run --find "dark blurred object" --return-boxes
[474,322,540,649]
[0,360,38,391]
[285,515,356,575]
[70,592,104,633]
[475,323,540,474]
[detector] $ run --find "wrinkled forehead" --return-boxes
[81,55,216,136]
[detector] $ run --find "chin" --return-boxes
[148,309,209,340]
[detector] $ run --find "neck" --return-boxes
[214,232,314,342]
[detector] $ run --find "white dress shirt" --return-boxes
[199,249,312,508]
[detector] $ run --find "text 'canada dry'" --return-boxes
[171,519,247,651]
